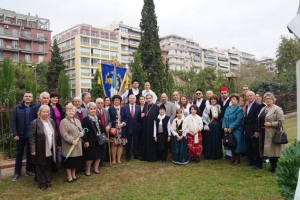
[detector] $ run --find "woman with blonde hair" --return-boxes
[60,104,84,182]
[30,105,59,190]
[142,82,157,104]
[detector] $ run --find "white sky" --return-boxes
[2,0,299,59]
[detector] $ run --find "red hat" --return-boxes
[219,86,228,93]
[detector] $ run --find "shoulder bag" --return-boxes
[272,120,288,144]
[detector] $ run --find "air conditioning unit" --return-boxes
[4,25,9,29]
[21,27,24,30]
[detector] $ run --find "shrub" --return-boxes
[276,141,300,200]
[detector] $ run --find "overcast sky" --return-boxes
[3,0,299,59]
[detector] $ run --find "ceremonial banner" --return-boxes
[101,63,126,98]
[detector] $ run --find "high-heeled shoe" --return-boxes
[84,173,91,176]
[93,170,100,174]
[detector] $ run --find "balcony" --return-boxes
[0,45,20,52]
[81,42,90,46]
[230,59,239,65]
[204,61,216,66]
[204,54,216,59]
[168,53,185,58]
[101,45,109,49]
[91,53,100,57]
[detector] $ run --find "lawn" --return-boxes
[0,116,297,200]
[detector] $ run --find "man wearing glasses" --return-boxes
[192,89,207,117]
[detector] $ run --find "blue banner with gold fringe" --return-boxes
[101,63,126,98]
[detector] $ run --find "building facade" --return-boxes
[257,56,275,72]
[0,8,51,63]
[160,34,201,72]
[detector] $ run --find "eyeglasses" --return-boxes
[196,93,202,95]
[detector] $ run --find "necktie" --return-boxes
[131,105,134,118]
[100,109,103,115]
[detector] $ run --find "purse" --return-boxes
[96,133,108,146]
[109,128,117,136]
[223,133,236,147]
[272,120,288,144]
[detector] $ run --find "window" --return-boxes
[80,47,90,56]
[12,53,18,61]
[0,27,3,34]
[110,32,117,40]
[121,45,126,51]
[4,17,11,24]
[23,31,31,37]
[91,29,99,37]
[120,27,128,33]
[0,39,4,47]
[91,38,100,47]
[101,50,109,58]
[91,49,100,57]
[66,69,75,77]
[12,29,17,37]
[101,40,109,49]
[12,41,18,48]
[71,89,76,97]
[110,42,118,50]
[70,38,75,46]
[81,68,90,76]
[17,20,22,26]
[39,44,44,52]
[29,22,35,28]
[81,78,92,87]
[80,37,90,45]
[81,57,90,66]
[37,33,44,39]
[38,55,44,63]
[70,49,75,57]
[25,54,30,62]
[26,42,30,50]
[110,52,118,59]
[91,58,100,66]
[100,30,109,39]
[70,79,76,88]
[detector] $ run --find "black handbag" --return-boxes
[96,133,108,146]
[223,133,236,147]
[272,120,288,144]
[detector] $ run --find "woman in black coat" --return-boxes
[82,102,105,176]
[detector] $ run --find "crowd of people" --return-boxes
[11,80,285,190]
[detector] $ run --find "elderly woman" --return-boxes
[108,95,128,164]
[222,93,245,165]
[60,104,84,183]
[82,102,105,176]
[258,92,284,173]
[142,82,158,104]
[202,94,223,159]
[30,105,59,190]
[104,96,111,111]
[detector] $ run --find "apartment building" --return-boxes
[102,21,141,69]
[160,34,201,72]
[0,8,51,63]
[257,57,275,72]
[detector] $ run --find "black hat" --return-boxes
[159,104,166,111]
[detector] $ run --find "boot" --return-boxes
[230,152,236,163]
[234,153,240,165]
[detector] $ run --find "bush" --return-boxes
[276,141,300,200]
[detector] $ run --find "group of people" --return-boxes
[11,80,285,190]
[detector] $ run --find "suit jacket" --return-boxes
[97,108,112,127]
[29,118,58,164]
[219,98,230,120]
[29,104,55,124]
[193,99,207,117]
[124,104,142,134]
[159,102,176,123]
[108,106,128,138]
[74,108,88,122]
[244,101,262,138]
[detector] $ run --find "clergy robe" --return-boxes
[140,103,159,162]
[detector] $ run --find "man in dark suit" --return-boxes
[219,86,232,160]
[192,88,206,117]
[244,91,262,170]
[124,94,142,160]
[96,98,112,166]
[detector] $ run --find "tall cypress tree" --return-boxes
[57,70,70,104]
[129,52,147,90]
[229,76,236,94]
[139,0,166,95]
[0,58,16,108]
[47,38,66,92]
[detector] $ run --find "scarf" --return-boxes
[157,114,166,125]
[41,119,55,160]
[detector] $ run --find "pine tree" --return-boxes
[90,70,105,101]
[57,70,70,104]
[47,38,66,92]
[139,0,166,95]
[129,52,147,90]
[229,77,236,94]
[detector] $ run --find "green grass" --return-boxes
[0,116,297,200]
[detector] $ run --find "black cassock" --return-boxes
[140,103,159,162]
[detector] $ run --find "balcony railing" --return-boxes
[91,53,100,57]
[80,52,90,56]
[101,54,109,58]
[81,42,90,46]
[81,62,89,66]
[101,45,109,49]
